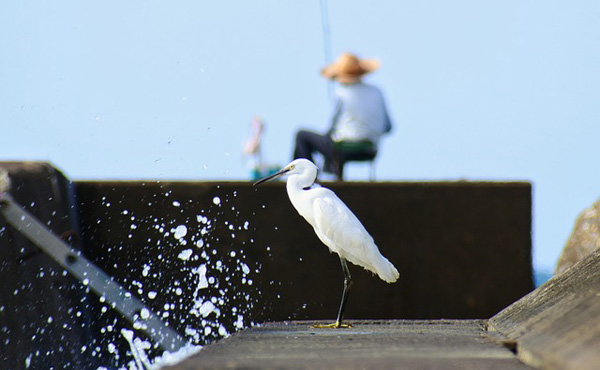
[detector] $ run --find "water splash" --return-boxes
[101,188,260,369]
[8,186,260,370]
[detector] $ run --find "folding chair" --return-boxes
[332,140,377,181]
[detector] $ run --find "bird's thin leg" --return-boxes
[312,257,353,329]
[335,257,353,326]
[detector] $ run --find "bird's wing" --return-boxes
[311,189,400,283]
[312,191,375,265]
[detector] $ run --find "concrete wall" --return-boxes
[0,162,98,369]
[75,180,533,323]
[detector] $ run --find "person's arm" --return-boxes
[381,99,392,134]
[327,97,342,136]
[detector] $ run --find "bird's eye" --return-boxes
[290,165,295,170]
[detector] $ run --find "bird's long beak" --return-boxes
[253,167,290,186]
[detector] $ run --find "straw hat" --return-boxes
[321,52,380,83]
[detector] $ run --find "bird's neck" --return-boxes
[286,179,315,224]
[287,172,315,190]
[286,176,305,197]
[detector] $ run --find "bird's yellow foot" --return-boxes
[311,321,352,329]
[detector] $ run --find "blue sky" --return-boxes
[1,1,599,273]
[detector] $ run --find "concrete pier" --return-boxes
[163,320,530,370]
[3,161,599,370]
[489,248,600,370]
[166,244,600,370]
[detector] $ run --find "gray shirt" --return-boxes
[329,82,392,146]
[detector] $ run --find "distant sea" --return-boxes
[534,269,553,287]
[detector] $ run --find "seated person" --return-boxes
[293,52,392,174]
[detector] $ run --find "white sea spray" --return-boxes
[52,189,261,370]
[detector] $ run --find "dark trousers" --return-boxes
[293,130,335,172]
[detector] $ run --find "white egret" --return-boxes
[254,158,399,328]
